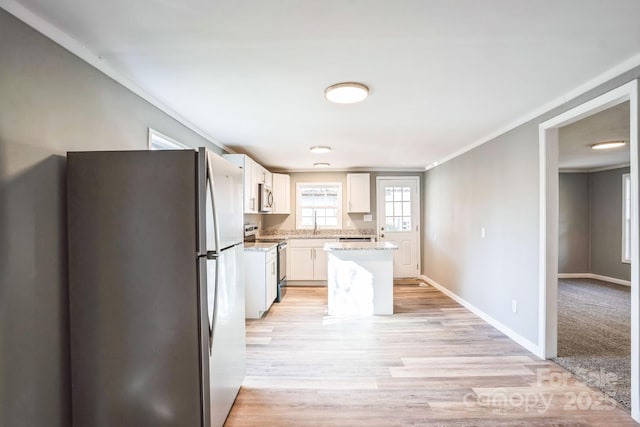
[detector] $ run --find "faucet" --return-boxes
[313,211,318,235]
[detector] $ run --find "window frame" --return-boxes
[622,172,632,264]
[295,182,343,230]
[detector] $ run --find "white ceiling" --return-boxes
[559,101,630,171]
[6,0,640,171]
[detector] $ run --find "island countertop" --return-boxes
[324,242,398,251]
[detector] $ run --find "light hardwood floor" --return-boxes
[226,284,638,426]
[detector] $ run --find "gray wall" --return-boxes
[423,67,640,346]
[559,173,590,273]
[590,167,631,280]
[558,168,631,281]
[423,123,540,342]
[0,9,222,426]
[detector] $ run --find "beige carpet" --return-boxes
[552,278,630,408]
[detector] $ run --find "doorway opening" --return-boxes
[555,101,632,407]
[539,80,639,420]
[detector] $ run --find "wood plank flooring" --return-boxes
[225,284,638,426]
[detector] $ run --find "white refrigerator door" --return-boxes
[206,151,243,252]
[207,245,246,427]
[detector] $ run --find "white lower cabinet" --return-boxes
[287,239,336,281]
[244,246,278,319]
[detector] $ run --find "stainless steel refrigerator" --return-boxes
[67,148,245,427]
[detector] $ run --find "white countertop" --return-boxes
[244,242,278,251]
[324,242,398,251]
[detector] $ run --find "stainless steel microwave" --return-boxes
[259,183,273,212]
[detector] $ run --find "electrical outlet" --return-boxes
[512,299,517,313]
[363,214,373,222]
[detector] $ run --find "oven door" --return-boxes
[278,243,287,283]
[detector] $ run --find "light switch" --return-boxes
[481,227,486,239]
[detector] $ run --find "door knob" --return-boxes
[381,234,385,238]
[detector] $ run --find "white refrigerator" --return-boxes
[67,148,245,427]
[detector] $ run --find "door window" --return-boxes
[384,186,412,231]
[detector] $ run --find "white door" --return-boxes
[376,177,420,278]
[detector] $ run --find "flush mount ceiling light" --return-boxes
[310,146,331,154]
[324,82,369,104]
[591,141,627,150]
[313,162,330,168]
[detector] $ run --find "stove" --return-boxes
[244,224,287,302]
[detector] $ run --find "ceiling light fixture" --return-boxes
[591,141,627,150]
[313,162,330,168]
[310,146,331,154]
[324,82,369,104]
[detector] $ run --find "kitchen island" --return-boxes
[324,242,398,316]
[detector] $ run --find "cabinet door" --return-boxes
[347,173,370,213]
[248,159,259,213]
[266,258,277,306]
[289,247,314,280]
[271,173,290,214]
[313,248,328,281]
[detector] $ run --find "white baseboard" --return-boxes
[418,275,542,358]
[558,273,631,287]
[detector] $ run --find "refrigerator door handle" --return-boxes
[206,150,222,254]
[208,255,220,356]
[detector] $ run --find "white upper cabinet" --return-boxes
[256,164,272,187]
[346,173,370,213]
[223,154,260,213]
[271,173,291,214]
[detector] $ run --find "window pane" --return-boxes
[301,217,314,226]
[302,208,314,217]
[385,218,394,230]
[316,217,326,226]
[402,201,411,217]
[394,217,402,231]
[394,187,402,201]
[326,217,337,226]
[402,217,411,231]
[385,202,393,217]
[394,201,402,216]
[326,208,336,217]
[402,187,411,202]
[385,188,393,202]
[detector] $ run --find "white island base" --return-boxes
[324,242,398,316]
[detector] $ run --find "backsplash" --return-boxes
[259,228,376,237]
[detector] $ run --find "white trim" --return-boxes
[0,0,231,154]
[148,128,190,150]
[425,53,640,171]
[539,79,640,421]
[295,182,343,230]
[560,163,630,173]
[419,275,542,358]
[558,273,631,287]
[623,172,632,264]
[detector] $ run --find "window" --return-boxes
[148,128,190,150]
[384,186,412,231]
[296,182,342,229]
[622,173,631,263]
